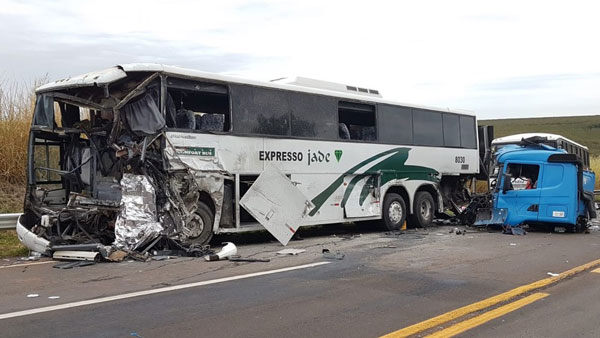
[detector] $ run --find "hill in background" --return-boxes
[479,115,600,157]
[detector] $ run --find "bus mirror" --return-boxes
[502,173,512,194]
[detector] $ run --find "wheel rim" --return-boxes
[183,213,205,239]
[388,201,404,224]
[419,198,433,220]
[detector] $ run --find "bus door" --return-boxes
[342,173,381,218]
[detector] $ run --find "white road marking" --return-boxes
[0,261,330,320]
[0,261,54,269]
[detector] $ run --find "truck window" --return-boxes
[506,163,540,190]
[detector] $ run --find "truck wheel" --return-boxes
[409,191,435,228]
[182,202,214,245]
[382,193,407,231]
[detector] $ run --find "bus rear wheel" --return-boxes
[382,193,407,231]
[409,191,434,228]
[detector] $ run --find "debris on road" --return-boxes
[204,242,237,261]
[53,261,96,269]
[504,226,526,236]
[276,248,306,256]
[53,251,99,262]
[547,272,560,277]
[19,255,41,261]
[322,248,345,260]
[229,256,270,263]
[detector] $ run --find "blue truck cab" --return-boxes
[480,144,596,230]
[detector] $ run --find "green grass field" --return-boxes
[480,115,600,157]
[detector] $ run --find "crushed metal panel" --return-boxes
[36,66,127,92]
[240,165,313,246]
[474,207,508,226]
[113,174,163,250]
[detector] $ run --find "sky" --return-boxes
[1,0,599,119]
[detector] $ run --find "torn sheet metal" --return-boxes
[240,165,313,246]
[474,207,508,226]
[113,174,163,250]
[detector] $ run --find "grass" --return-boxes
[480,115,600,157]
[0,230,29,258]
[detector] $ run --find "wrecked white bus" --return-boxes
[17,64,483,254]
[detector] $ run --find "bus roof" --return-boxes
[491,133,588,150]
[36,63,476,117]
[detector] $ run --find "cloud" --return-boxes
[0,0,599,118]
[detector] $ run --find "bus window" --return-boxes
[338,101,376,141]
[232,85,290,136]
[378,104,413,145]
[166,78,230,132]
[413,109,443,146]
[459,116,477,149]
[442,113,461,147]
[289,92,337,139]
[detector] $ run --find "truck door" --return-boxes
[538,163,577,224]
[498,163,541,225]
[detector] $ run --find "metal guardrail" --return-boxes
[0,213,20,230]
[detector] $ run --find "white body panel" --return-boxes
[165,131,479,231]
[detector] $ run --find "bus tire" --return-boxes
[184,202,214,245]
[382,193,407,231]
[409,191,434,228]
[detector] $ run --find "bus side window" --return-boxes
[166,78,230,132]
[338,101,376,141]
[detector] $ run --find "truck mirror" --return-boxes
[502,173,512,194]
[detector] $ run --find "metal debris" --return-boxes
[322,249,345,260]
[276,248,306,256]
[229,256,270,263]
[114,174,163,251]
[53,261,97,269]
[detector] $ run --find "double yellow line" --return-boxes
[381,257,600,338]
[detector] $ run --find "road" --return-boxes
[2,223,600,338]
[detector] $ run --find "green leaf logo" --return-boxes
[334,150,343,162]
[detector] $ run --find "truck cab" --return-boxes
[480,144,596,231]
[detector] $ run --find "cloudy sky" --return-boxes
[1,0,599,119]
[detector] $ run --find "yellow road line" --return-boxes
[591,268,600,273]
[380,258,600,338]
[425,293,549,338]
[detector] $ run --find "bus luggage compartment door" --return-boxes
[342,174,381,218]
[240,165,313,246]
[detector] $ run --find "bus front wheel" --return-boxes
[182,202,214,245]
[409,191,434,228]
[383,193,407,231]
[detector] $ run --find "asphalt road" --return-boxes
[2,224,600,338]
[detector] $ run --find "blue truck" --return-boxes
[475,140,596,232]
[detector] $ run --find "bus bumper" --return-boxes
[16,215,51,255]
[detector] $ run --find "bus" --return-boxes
[17,64,482,253]
[492,133,590,169]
